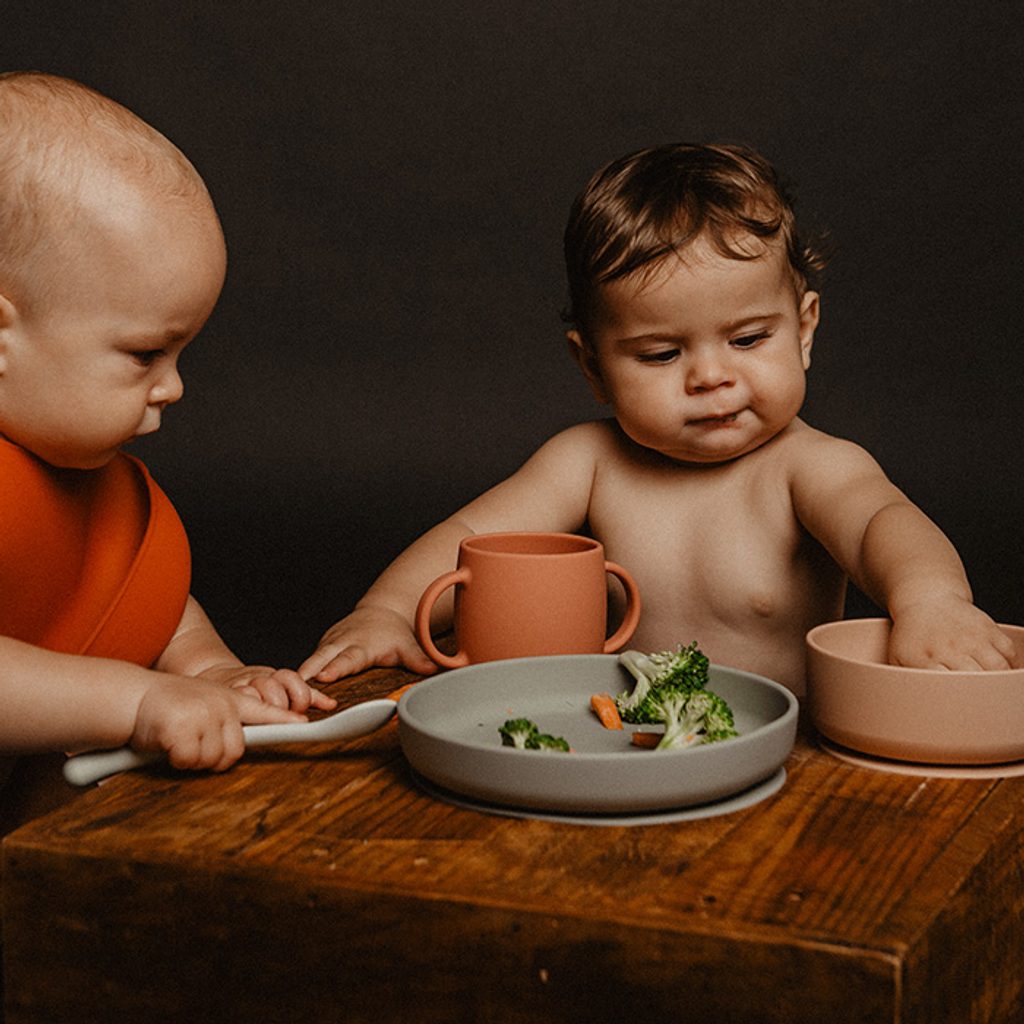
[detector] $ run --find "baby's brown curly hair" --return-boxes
[563,143,827,332]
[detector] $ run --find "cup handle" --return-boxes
[602,561,642,653]
[414,568,471,669]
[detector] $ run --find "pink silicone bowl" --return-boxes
[806,618,1024,765]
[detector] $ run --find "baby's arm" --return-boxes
[301,518,479,681]
[791,435,1018,670]
[157,596,336,712]
[300,424,602,681]
[0,634,305,770]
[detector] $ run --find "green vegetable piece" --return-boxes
[616,641,710,724]
[617,642,737,750]
[655,689,737,750]
[499,718,539,749]
[499,718,570,752]
[528,733,571,753]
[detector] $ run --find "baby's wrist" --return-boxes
[353,599,412,626]
[191,656,247,679]
[887,584,972,621]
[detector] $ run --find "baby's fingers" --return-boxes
[991,630,1022,669]
[233,692,307,725]
[164,723,244,773]
[323,642,437,681]
[231,682,263,702]
[307,686,338,710]
[303,643,375,682]
[395,641,439,676]
[936,641,1016,673]
[948,628,1019,672]
[298,643,348,682]
[266,668,337,711]
[206,723,246,773]
[967,645,1017,672]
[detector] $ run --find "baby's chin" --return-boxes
[52,451,122,470]
[41,440,128,470]
[0,434,114,470]
[650,437,774,466]
[657,423,793,466]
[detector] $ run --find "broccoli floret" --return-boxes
[617,643,737,750]
[651,691,704,749]
[529,733,571,753]
[616,642,710,724]
[499,718,540,749]
[700,692,737,743]
[499,719,570,752]
[655,689,738,750]
[615,650,658,721]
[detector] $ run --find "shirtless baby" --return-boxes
[302,142,1016,694]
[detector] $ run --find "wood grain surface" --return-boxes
[4,666,1024,1024]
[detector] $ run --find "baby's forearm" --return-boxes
[155,595,244,679]
[357,516,476,628]
[0,635,152,753]
[857,502,973,615]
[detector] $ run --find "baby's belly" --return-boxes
[629,616,808,695]
[595,493,845,696]
[615,577,841,697]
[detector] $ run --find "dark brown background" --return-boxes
[3,1,1022,667]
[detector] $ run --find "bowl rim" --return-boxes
[805,617,1024,677]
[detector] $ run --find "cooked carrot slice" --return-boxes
[590,692,623,730]
[630,731,661,748]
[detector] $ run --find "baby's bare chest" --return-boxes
[587,458,833,626]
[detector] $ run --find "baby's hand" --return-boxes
[299,605,439,682]
[202,664,337,712]
[888,597,1020,671]
[131,676,306,772]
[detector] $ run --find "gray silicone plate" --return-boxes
[397,654,798,814]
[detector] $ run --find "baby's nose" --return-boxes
[151,366,184,406]
[685,351,734,392]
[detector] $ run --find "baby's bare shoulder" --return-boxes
[778,422,900,530]
[774,420,883,478]
[496,421,617,502]
[529,419,622,465]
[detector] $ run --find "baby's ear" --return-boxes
[798,290,820,369]
[0,292,16,374]
[566,330,609,403]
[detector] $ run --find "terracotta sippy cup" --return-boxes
[414,532,641,669]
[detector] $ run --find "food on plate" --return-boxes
[629,730,661,748]
[498,643,736,755]
[615,643,738,750]
[616,642,710,722]
[589,692,623,730]
[499,718,571,752]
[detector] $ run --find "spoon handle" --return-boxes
[63,747,159,786]
[63,694,405,787]
[242,699,397,746]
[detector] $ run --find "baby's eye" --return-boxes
[731,332,770,349]
[130,349,165,367]
[637,349,679,364]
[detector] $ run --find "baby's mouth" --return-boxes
[135,411,163,438]
[688,411,741,426]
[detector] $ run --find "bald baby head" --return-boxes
[0,72,220,310]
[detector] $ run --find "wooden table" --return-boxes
[3,665,1024,1024]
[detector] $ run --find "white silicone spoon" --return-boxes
[63,697,399,787]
